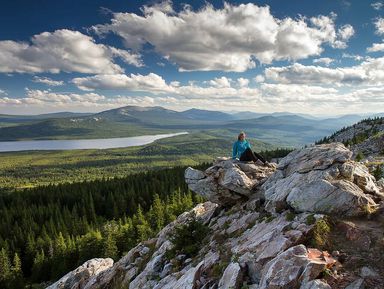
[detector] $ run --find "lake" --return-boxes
[0,132,188,152]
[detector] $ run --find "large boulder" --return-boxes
[259,245,329,289]
[185,158,277,205]
[218,262,242,289]
[262,143,382,216]
[46,258,113,289]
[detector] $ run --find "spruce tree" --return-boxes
[0,248,11,283]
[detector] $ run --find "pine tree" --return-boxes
[0,248,11,283]
[150,194,165,231]
[31,249,46,282]
[134,205,152,242]
[9,253,24,289]
[102,225,118,260]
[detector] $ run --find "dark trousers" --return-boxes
[240,148,266,163]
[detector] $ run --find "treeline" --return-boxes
[0,165,207,288]
[260,148,294,161]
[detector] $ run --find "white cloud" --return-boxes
[32,76,64,86]
[0,89,7,96]
[71,73,263,101]
[264,57,384,86]
[342,53,364,61]
[237,78,250,87]
[72,73,172,93]
[333,24,355,48]
[371,2,384,10]
[313,57,334,66]
[260,83,339,102]
[92,2,354,72]
[367,43,384,52]
[254,75,265,83]
[0,29,142,74]
[0,89,166,112]
[208,77,232,88]
[374,18,384,35]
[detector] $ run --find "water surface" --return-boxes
[0,132,188,152]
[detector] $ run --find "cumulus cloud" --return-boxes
[367,43,384,52]
[372,2,384,10]
[0,89,7,96]
[237,78,250,87]
[208,77,232,88]
[32,76,64,86]
[374,18,384,35]
[71,73,262,100]
[264,57,384,86]
[72,73,172,93]
[0,29,142,74]
[313,57,334,66]
[342,53,364,61]
[254,75,265,83]
[92,2,354,72]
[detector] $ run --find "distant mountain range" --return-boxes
[0,106,383,147]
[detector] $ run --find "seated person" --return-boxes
[232,131,267,165]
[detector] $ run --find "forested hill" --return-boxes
[316,116,384,158]
[0,166,206,288]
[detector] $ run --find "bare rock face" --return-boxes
[185,158,277,205]
[46,258,113,289]
[262,143,382,216]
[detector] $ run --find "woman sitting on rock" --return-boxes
[232,131,268,165]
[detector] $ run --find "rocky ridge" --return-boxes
[46,143,384,289]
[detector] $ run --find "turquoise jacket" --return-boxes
[232,140,251,159]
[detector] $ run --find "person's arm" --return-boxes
[232,141,238,159]
[246,140,251,149]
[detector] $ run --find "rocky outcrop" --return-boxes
[47,143,384,289]
[262,143,382,216]
[185,158,276,205]
[46,258,113,289]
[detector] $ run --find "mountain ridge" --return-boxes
[1,106,381,146]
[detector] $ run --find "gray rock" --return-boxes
[344,278,365,289]
[262,143,379,216]
[259,245,309,289]
[259,245,326,289]
[185,159,276,205]
[277,143,352,174]
[218,262,242,289]
[128,240,171,289]
[159,261,204,289]
[46,258,114,289]
[159,263,173,279]
[300,279,331,289]
[360,266,379,278]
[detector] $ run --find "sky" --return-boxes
[0,0,383,115]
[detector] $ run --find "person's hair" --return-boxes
[238,131,245,141]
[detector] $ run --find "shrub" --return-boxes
[286,211,296,221]
[355,152,365,162]
[166,218,210,260]
[306,214,316,225]
[310,218,331,248]
[373,165,383,180]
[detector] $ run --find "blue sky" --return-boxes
[0,0,383,115]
